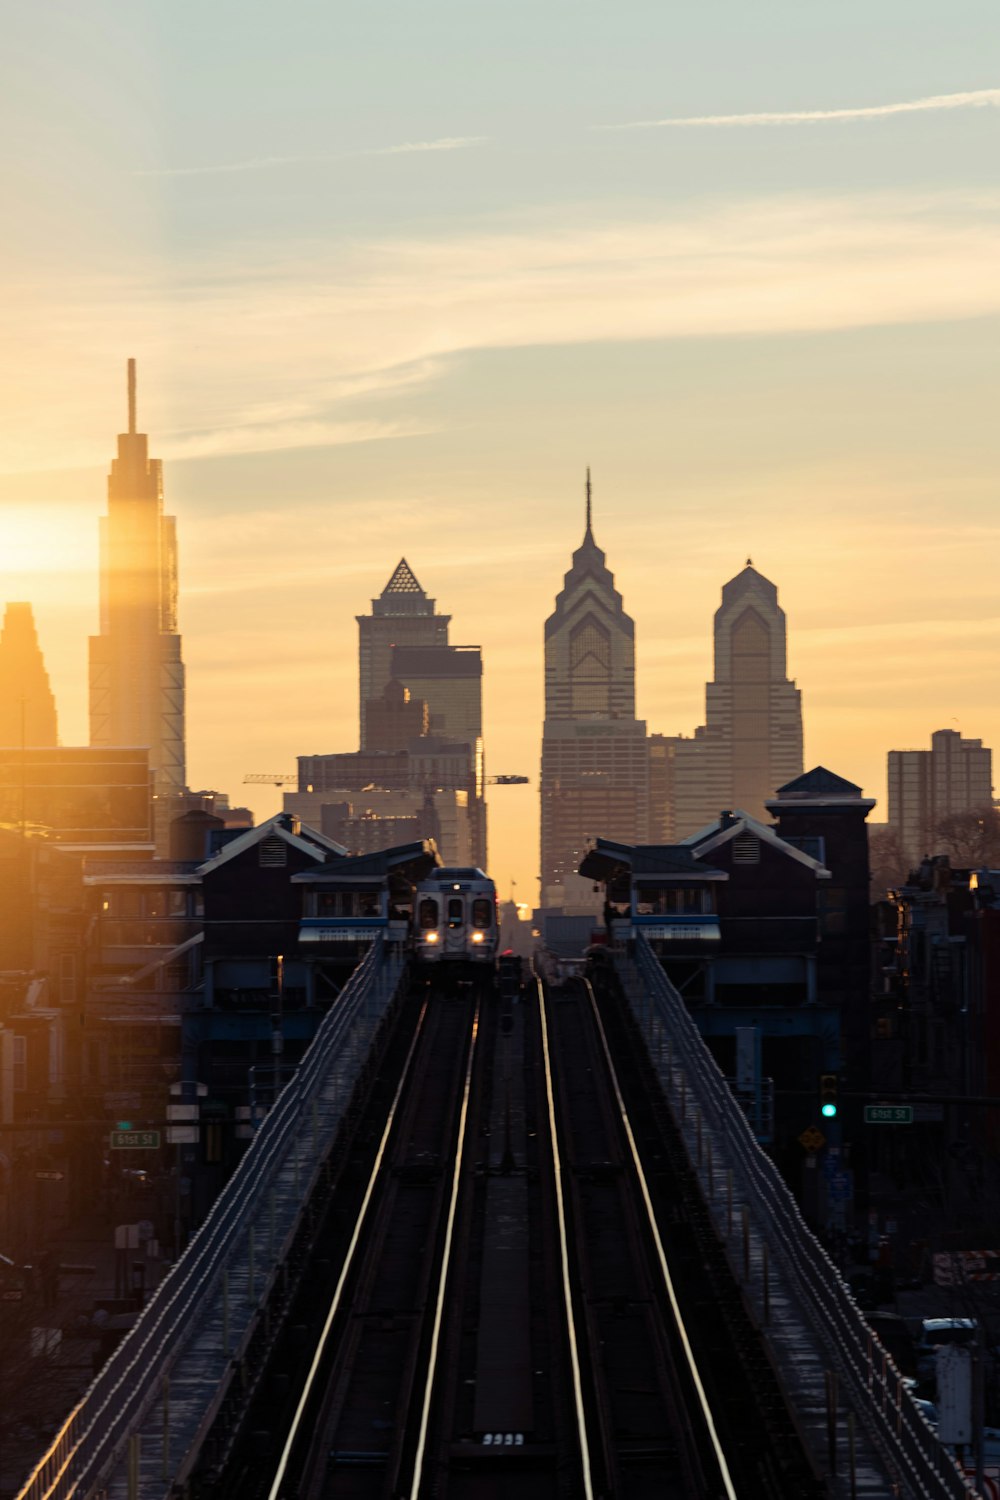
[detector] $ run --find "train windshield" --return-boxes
[418,898,438,930]
[447,898,464,929]
[471,898,492,929]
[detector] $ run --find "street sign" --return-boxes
[864,1105,914,1125]
[34,1170,65,1182]
[799,1126,826,1152]
[110,1130,160,1150]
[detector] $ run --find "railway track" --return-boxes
[209,969,816,1499]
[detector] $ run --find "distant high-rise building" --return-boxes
[540,475,648,910]
[672,562,803,835]
[888,728,993,858]
[358,560,449,749]
[363,679,429,753]
[338,560,487,867]
[0,603,58,746]
[89,361,186,812]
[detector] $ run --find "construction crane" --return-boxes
[245,772,529,788]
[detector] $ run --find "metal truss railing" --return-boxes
[15,938,405,1500]
[625,934,975,1500]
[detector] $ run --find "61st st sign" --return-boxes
[110,1130,161,1150]
[864,1105,914,1125]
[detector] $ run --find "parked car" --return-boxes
[915,1318,978,1382]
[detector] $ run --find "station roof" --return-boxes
[685,809,832,878]
[196,813,347,875]
[775,766,863,798]
[291,838,441,885]
[579,837,728,884]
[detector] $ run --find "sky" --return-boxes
[1,0,999,898]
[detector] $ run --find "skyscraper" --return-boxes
[354,560,486,866]
[89,361,186,805]
[888,728,993,858]
[540,475,648,910]
[0,603,58,746]
[672,562,803,834]
[357,560,449,749]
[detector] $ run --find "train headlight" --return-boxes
[471,931,484,944]
[424,931,439,944]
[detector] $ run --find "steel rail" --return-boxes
[267,996,431,1500]
[536,977,596,1500]
[583,977,738,1500]
[407,998,481,1499]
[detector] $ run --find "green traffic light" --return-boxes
[821,1103,838,1118]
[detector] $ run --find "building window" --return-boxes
[13,1036,26,1093]
[59,953,77,1006]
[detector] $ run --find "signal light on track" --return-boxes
[820,1074,839,1119]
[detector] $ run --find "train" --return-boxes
[412,866,499,976]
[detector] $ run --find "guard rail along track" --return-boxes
[621,933,978,1500]
[15,938,406,1500]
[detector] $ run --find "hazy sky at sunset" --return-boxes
[2,1,999,896]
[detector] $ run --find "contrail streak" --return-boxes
[608,87,1000,131]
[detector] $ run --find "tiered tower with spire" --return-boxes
[89,360,186,801]
[540,473,648,909]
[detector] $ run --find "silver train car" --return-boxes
[412,867,498,974]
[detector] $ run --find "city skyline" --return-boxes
[4,444,997,897]
[1,0,999,899]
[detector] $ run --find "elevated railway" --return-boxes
[198,969,819,1499]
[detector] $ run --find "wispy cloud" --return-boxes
[608,87,1000,131]
[4,190,1000,470]
[133,136,485,178]
[366,136,486,156]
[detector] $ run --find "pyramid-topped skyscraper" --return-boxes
[357,558,450,750]
[88,360,186,796]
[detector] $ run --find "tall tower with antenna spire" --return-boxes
[540,472,648,910]
[89,361,186,834]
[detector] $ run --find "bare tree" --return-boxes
[931,807,1000,868]
[869,826,908,897]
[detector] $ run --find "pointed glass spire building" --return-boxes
[540,474,648,909]
[0,603,58,746]
[88,360,186,797]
